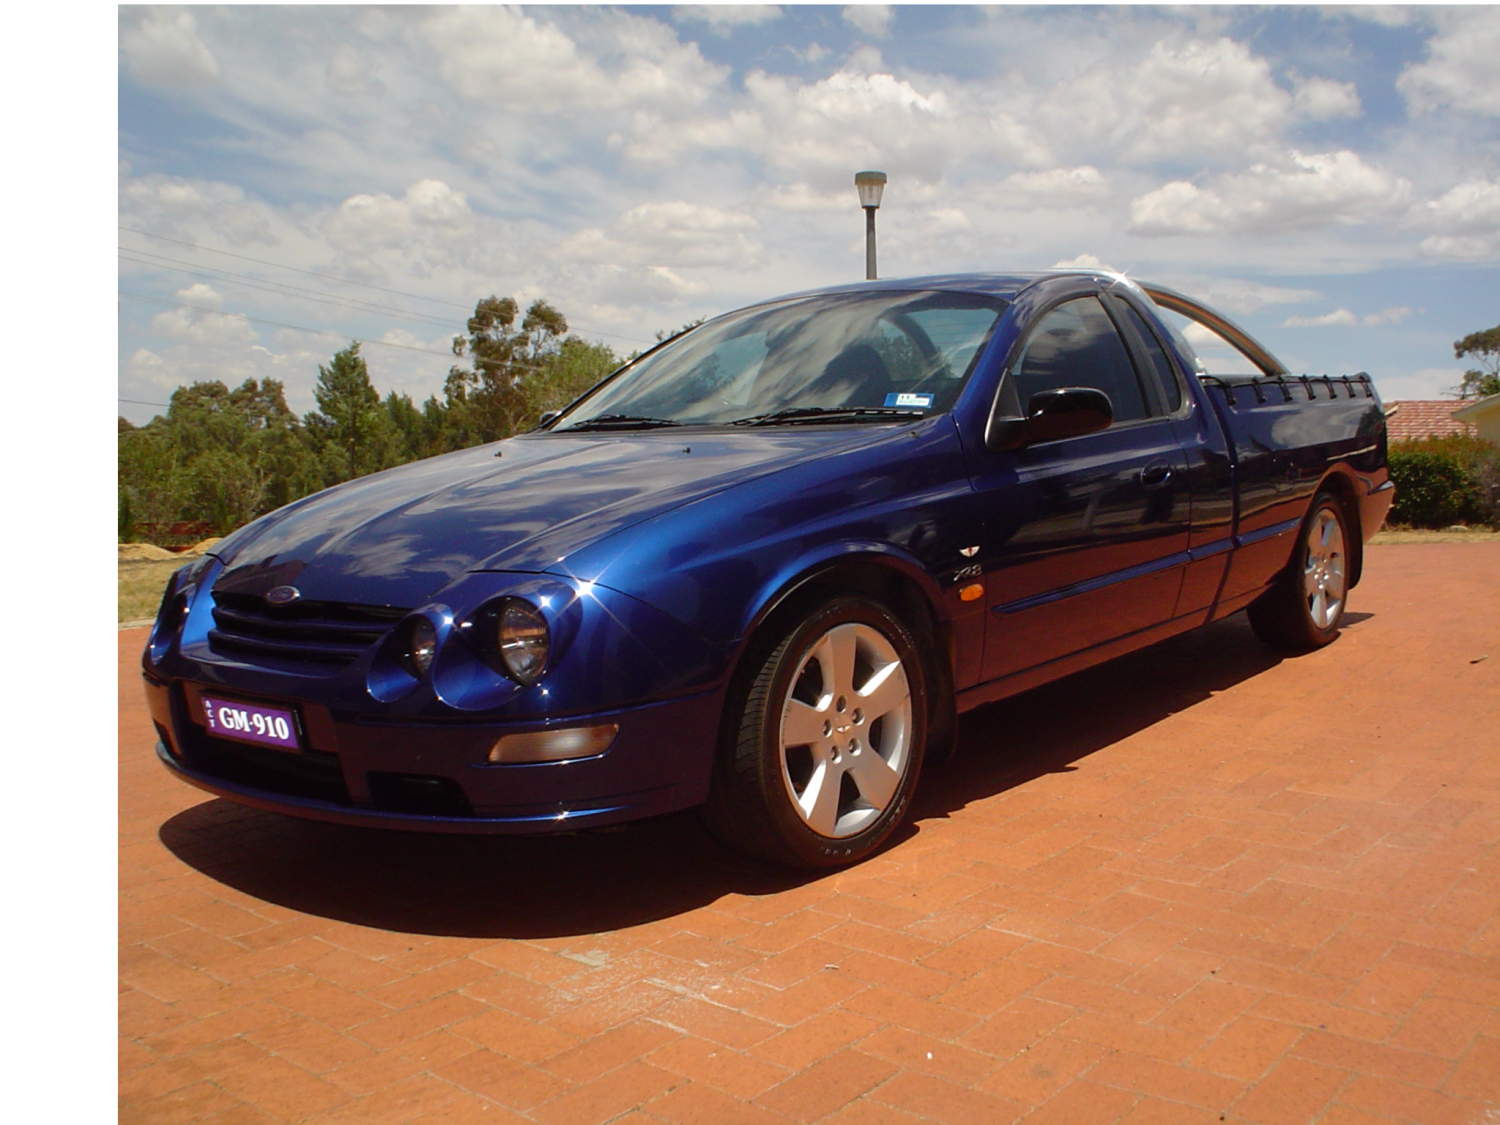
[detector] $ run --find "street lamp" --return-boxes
[855,170,886,280]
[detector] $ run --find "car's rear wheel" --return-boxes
[703,596,927,869]
[1248,491,1350,650]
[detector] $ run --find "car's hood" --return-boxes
[209,428,894,608]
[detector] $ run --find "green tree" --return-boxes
[445,296,574,445]
[118,420,194,538]
[528,337,620,419]
[1455,325,1500,399]
[312,342,385,481]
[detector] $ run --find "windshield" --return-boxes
[555,290,1007,429]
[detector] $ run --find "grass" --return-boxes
[1370,526,1500,544]
[119,559,186,624]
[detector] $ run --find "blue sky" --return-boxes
[117,5,1500,423]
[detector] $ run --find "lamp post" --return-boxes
[855,170,886,280]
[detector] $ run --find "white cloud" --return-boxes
[326,44,385,97]
[1373,367,1467,401]
[1292,75,1361,119]
[558,202,765,270]
[1129,151,1413,236]
[174,283,223,311]
[149,303,258,347]
[120,174,276,246]
[1282,309,1359,327]
[312,179,497,284]
[421,6,724,115]
[756,183,850,213]
[121,9,221,88]
[924,208,973,234]
[674,6,782,34]
[1042,37,1292,164]
[843,5,894,38]
[1399,7,1500,116]
[420,7,605,105]
[1177,279,1322,316]
[991,166,1109,211]
[1340,7,1418,30]
[1281,306,1414,328]
[1051,254,1117,272]
[718,66,1003,182]
[323,180,475,254]
[1409,179,1500,260]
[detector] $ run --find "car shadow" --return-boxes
[906,611,1289,832]
[157,613,1300,939]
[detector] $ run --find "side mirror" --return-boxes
[984,386,1114,452]
[538,411,560,427]
[1024,387,1114,444]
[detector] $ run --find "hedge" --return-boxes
[1387,434,1497,527]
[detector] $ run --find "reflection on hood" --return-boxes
[210,427,895,608]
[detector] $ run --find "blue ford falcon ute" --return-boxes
[143,270,1394,868]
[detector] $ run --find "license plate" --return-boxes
[201,694,302,752]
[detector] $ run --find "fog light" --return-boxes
[488,724,618,764]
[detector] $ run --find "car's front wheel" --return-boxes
[704,596,927,869]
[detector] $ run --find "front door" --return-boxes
[968,292,1192,683]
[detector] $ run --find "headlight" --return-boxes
[497,599,550,686]
[154,556,212,631]
[402,617,437,678]
[155,571,187,629]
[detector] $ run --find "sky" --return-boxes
[117,4,1500,424]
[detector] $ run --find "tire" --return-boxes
[1247,491,1351,651]
[702,596,927,869]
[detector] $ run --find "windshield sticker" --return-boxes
[884,393,934,409]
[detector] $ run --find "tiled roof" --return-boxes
[1385,400,1477,443]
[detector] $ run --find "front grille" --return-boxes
[209,591,408,668]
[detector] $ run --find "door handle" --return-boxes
[1140,460,1174,489]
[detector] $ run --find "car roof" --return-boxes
[755,270,1118,306]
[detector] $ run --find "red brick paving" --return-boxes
[120,544,1500,1124]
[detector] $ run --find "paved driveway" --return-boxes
[120,544,1500,1125]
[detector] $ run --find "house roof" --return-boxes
[1452,392,1500,424]
[1385,400,1477,443]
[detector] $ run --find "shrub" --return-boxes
[1387,443,1487,527]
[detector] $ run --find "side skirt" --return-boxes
[956,607,1214,714]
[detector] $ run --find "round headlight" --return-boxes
[404,617,437,678]
[498,600,549,686]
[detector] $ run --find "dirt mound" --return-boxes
[187,537,224,554]
[118,543,177,562]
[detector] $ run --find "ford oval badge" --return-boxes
[264,585,301,607]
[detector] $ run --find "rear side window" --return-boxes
[1115,300,1184,413]
[1011,296,1148,424]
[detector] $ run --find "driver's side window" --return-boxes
[1012,297,1149,424]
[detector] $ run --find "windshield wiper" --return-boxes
[556,413,683,432]
[730,406,926,427]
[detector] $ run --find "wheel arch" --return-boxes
[727,549,958,766]
[1313,465,1365,588]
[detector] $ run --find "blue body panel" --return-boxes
[144,271,1390,833]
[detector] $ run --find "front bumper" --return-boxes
[144,668,724,833]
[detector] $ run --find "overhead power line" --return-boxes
[119,250,458,331]
[118,290,560,375]
[119,291,457,358]
[119,397,170,408]
[120,225,472,309]
[118,225,655,346]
